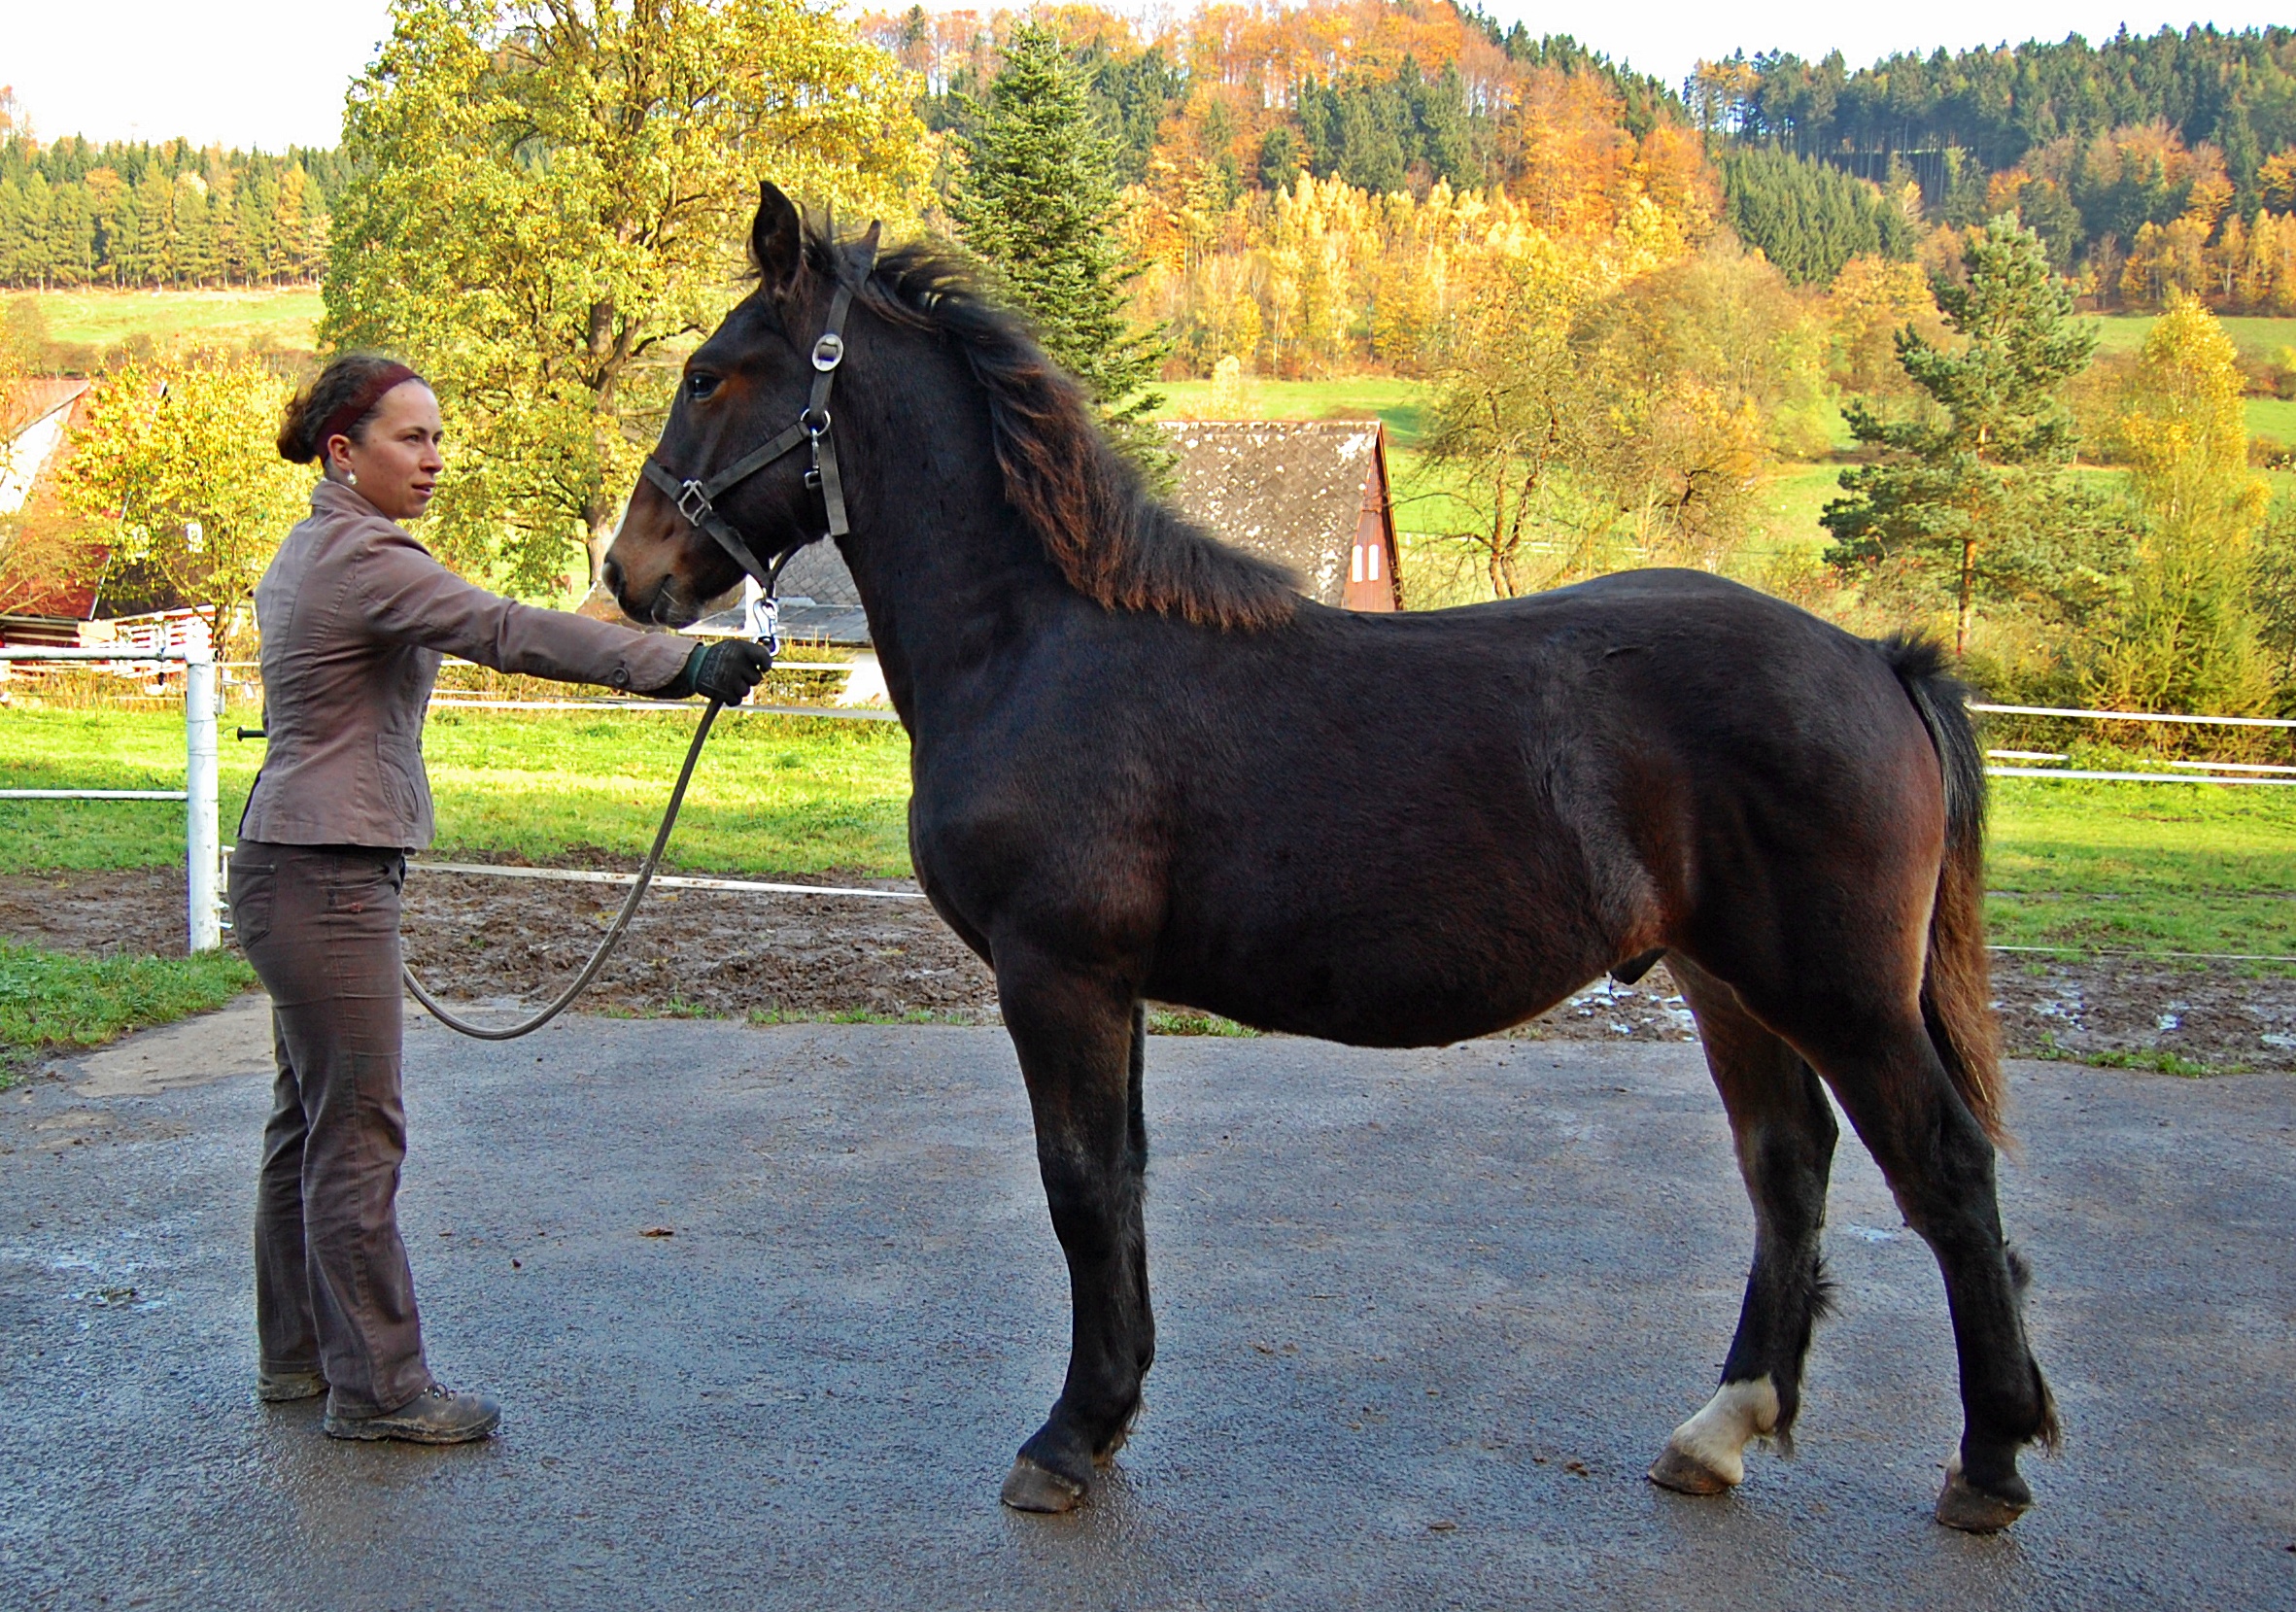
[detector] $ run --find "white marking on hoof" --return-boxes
[1661,1377,1780,1490]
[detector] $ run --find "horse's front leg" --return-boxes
[995,948,1152,1513]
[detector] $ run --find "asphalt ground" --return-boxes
[3,1009,2293,1610]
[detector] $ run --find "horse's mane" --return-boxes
[791,220,1298,632]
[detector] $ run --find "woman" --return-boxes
[232,355,771,1444]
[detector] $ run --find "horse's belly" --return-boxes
[1147,906,1602,1048]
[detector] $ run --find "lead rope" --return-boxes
[400,698,725,1041]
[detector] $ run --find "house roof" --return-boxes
[1152,419,1391,607]
[0,378,91,519]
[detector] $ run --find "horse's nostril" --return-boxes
[600,557,625,595]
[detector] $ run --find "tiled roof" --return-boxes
[1153,420,1384,607]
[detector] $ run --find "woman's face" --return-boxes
[326,381,444,522]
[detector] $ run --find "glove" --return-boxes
[666,639,775,704]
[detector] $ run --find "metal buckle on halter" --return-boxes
[811,331,844,372]
[675,480,715,528]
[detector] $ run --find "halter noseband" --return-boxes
[640,232,877,651]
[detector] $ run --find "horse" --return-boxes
[602,183,2058,1531]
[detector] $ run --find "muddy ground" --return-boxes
[9,864,2295,1071]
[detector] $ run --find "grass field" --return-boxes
[2090,312,2296,361]
[1985,778,2296,962]
[1,944,255,1086]
[12,286,323,358]
[0,704,915,878]
[1153,376,1429,444]
[2248,394,2296,443]
[7,705,2295,963]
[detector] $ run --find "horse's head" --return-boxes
[603,182,874,627]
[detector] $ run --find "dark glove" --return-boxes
[665,639,775,704]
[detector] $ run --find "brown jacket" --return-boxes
[239,480,693,850]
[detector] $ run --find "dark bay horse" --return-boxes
[603,185,2057,1531]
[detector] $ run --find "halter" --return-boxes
[639,230,878,653]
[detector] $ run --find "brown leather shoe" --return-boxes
[257,1367,327,1403]
[324,1384,501,1444]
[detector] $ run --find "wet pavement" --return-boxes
[3,1014,2293,1610]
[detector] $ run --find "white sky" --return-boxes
[2,0,2289,153]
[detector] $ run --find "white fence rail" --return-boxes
[8,655,2293,963]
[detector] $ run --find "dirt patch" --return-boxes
[7,865,2295,1070]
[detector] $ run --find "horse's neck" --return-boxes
[836,461,1071,731]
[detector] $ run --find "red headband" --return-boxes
[315,363,421,454]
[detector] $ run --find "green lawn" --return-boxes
[2090,312,2296,361]
[15,286,322,356]
[1985,777,2296,962]
[0,943,255,1087]
[1154,376,1429,445]
[2248,394,2296,443]
[0,704,915,877]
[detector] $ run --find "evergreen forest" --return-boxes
[0,138,346,289]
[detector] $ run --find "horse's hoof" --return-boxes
[1001,1457,1086,1514]
[1934,1456,2031,1533]
[1647,1442,1736,1496]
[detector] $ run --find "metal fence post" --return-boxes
[185,637,221,952]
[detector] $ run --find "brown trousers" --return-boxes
[228,840,430,1418]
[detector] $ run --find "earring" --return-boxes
[347,471,358,487]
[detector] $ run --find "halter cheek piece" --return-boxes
[639,232,879,653]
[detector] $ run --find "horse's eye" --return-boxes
[686,372,721,401]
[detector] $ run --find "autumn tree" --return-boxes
[54,352,308,655]
[1420,233,1608,598]
[325,0,928,595]
[2090,294,2275,713]
[947,21,1166,444]
[1823,216,2098,654]
[1576,239,1831,566]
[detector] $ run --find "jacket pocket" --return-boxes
[375,736,422,823]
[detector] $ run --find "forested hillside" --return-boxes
[1700,27,2296,308]
[0,138,346,288]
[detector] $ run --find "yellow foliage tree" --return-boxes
[326,0,930,594]
[1826,255,1946,395]
[2091,293,2274,713]
[55,353,308,656]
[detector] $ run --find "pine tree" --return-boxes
[947,21,1167,445]
[1823,215,2098,654]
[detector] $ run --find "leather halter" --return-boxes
[639,232,878,647]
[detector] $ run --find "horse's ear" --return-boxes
[750,181,805,297]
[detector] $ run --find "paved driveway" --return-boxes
[3,1009,2291,1609]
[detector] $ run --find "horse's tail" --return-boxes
[1881,634,2007,1147]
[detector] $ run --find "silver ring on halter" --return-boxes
[802,406,832,438]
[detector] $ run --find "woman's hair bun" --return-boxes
[278,354,426,463]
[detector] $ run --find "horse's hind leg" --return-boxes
[1650,956,1838,1497]
[994,949,1154,1513]
[1764,995,2057,1530]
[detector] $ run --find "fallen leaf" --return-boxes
[1426,1520,1456,1532]
[640,1226,674,1238]
[1564,1459,1589,1476]
[510,1258,522,1269]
